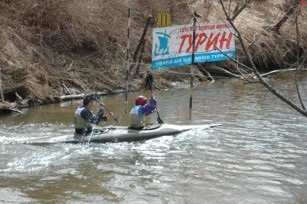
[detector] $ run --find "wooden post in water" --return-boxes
[0,65,4,101]
[125,7,131,113]
[189,13,196,119]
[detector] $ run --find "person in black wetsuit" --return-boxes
[74,95,112,135]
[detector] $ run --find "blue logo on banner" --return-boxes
[154,30,171,57]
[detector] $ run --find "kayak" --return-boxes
[27,123,221,144]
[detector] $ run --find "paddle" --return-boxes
[91,93,121,125]
[98,102,121,125]
[145,74,164,124]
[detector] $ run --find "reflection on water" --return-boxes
[0,78,307,203]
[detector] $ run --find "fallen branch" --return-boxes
[59,93,85,101]
[259,68,307,78]
[0,100,22,114]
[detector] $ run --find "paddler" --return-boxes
[129,94,157,129]
[74,95,113,135]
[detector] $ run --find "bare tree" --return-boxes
[271,0,301,34]
[217,0,307,117]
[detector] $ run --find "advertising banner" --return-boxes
[152,20,236,70]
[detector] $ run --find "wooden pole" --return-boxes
[189,13,196,119]
[134,15,153,76]
[0,65,4,101]
[125,7,131,113]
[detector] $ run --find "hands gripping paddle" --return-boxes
[98,102,121,125]
[91,93,121,125]
[145,74,164,124]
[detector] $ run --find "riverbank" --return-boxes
[0,0,306,112]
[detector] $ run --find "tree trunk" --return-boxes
[271,0,300,33]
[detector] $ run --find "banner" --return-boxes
[152,21,236,70]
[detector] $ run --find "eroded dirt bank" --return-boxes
[0,0,306,111]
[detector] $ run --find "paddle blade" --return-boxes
[156,112,164,124]
[113,116,120,125]
[145,73,164,124]
[145,73,153,91]
[157,117,164,124]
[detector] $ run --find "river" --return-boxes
[0,77,307,203]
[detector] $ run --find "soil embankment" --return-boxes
[0,0,306,111]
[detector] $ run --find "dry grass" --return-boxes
[0,0,306,104]
[0,0,134,103]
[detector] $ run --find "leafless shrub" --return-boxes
[0,0,306,104]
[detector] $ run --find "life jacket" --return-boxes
[74,107,91,130]
[129,105,145,128]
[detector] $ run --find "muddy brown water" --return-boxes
[0,78,307,203]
